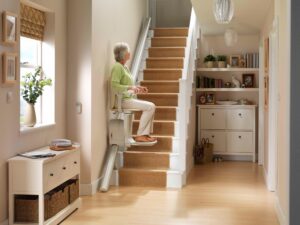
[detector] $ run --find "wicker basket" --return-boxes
[15,195,38,223]
[44,185,69,220]
[68,179,79,203]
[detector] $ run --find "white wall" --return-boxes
[155,0,191,27]
[0,0,67,222]
[274,0,290,223]
[67,0,148,188]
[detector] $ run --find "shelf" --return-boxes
[197,68,259,72]
[196,88,259,92]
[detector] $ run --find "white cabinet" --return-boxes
[200,109,226,129]
[8,146,81,225]
[198,105,256,162]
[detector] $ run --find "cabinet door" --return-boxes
[200,130,226,153]
[227,132,253,153]
[226,109,254,130]
[200,109,226,129]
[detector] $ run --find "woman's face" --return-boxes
[124,51,130,62]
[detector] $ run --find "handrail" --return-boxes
[131,17,151,83]
[178,8,199,175]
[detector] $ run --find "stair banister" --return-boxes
[131,17,151,83]
[178,8,199,178]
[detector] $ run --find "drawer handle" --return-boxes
[211,113,215,116]
[238,136,242,139]
[238,113,242,117]
[62,166,67,170]
[50,173,54,177]
[74,161,78,164]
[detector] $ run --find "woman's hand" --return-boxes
[128,86,148,94]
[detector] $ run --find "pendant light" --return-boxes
[213,0,234,24]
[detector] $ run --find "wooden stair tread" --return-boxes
[147,57,184,60]
[125,151,170,155]
[143,68,183,71]
[120,168,168,172]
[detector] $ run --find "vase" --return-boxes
[206,61,214,68]
[218,61,226,68]
[24,103,36,127]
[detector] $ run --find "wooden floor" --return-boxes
[61,162,279,225]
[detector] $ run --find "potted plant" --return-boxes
[21,66,52,127]
[204,55,216,68]
[217,55,227,68]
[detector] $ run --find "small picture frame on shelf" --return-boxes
[206,93,215,104]
[2,52,18,85]
[242,73,255,88]
[2,11,18,45]
[230,55,240,67]
[199,94,206,104]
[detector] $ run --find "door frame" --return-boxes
[267,17,279,192]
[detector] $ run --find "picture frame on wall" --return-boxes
[2,11,18,45]
[2,53,18,85]
[242,73,255,88]
[229,55,240,67]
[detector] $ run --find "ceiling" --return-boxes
[191,0,274,35]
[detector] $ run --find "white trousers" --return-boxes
[122,99,155,136]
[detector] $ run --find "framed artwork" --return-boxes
[206,93,215,104]
[2,53,18,85]
[230,55,240,67]
[2,11,18,45]
[242,74,255,88]
[199,94,206,104]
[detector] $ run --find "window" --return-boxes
[20,3,54,128]
[20,37,42,125]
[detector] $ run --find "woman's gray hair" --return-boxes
[114,42,130,62]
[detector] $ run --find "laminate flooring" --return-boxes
[61,162,279,225]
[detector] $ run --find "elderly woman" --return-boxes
[111,42,157,143]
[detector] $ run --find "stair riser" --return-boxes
[146,59,184,69]
[135,108,176,121]
[133,121,175,136]
[129,137,173,152]
[151,38,187,47]
[119,170,166,187]
[154,28,189,37]
[140,83,179,93]
[137,95,178,106]
[148,48,185,57]
[124,153,169,168]
[143,71,182,81]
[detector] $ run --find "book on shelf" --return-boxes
[244,53,259,68]
[198,76,223,88]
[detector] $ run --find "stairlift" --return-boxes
[100,93,157,192]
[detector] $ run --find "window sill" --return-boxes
[20,123,56,135]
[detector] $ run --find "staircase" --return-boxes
[119,27,189,187]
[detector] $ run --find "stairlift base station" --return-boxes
[100,110,156,192]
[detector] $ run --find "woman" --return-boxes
[111,42,157,143]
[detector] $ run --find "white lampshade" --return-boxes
[213,0,234,24]
[224,29,238,47]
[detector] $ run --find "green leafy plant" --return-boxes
[217,55,227,62]
[21,66,52,104]
[204,54,216,62]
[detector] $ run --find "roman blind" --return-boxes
[20,3,46,41]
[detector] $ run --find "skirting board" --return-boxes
[80,176,102,196]
[275,197,288,225]
[0,219,8,225]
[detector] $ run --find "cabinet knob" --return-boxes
[211,113,215,116]
[50,173,54,177]
[74,161,77,164]
[62,166,67,170]
[212,135,215,138]
[238,136,242,139]
[238,113,242,116]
